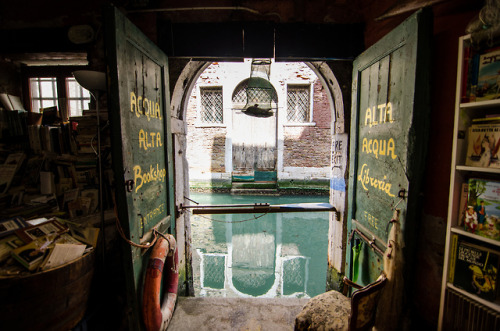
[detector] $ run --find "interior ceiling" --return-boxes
[0,0,480,27]
[0,0,483,64]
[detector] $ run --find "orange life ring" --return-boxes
[142,234,179,331]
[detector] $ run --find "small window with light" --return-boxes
[66,77,91,117]
[27,71,91,118]
[29,77,58,112]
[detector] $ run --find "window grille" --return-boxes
[232,81,248,104]
[200,87,223,123]
[29,77,58,113]
[66,77,91,117]
[287,85,311,122]
[232,79,278,110]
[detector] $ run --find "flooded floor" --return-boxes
[189,192,329,299]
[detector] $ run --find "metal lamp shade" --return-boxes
[242,59,277,118]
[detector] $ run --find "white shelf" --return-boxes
[450,226,500,247]
[446,283,500,312]
[455,165,500,174]
[460,99,500,109]
[439,34,500,330]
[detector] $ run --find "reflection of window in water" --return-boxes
[202,254,225,290]
[191,193,330,298]
[282,256,309,296]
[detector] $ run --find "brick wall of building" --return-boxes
[186,61,332,185]
[186,62,228,176]
[283,79,331,168]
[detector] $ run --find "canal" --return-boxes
[189,192,330,298]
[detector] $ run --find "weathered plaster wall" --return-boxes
[185,61,332,189]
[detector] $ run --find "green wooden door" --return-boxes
[105,5,175,330]
[347,8,431,286]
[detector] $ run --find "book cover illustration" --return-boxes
[453,241,499,302]
[15,219,68,244]
[10,238,50,271]
[464,178,500,241]
[465,123,500,168]
[476,47,500,102]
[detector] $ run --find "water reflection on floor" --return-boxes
[190,192,329,299]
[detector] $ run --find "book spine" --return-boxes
[461,44,471,103]
[458,183,469,228]
[448,233,458,283]
[469,54,480,102]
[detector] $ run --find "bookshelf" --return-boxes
[438,35,500,330]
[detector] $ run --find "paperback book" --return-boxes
[15,219,68,244]
[465,123,500,168]
[464,178,500,241]
[452,240,499,302]
[39,243,86,271]
[0,217,28,238]
[476,47,500,101]
[10,238,50,271]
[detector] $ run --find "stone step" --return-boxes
[168,297,309,331]
[231,181,277,188]
[230,188,280,195]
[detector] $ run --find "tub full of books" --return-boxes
[0,216,99,330]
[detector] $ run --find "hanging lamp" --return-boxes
[241,59,277,118]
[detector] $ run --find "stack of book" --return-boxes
[0,217,98,274]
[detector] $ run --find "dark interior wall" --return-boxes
[0,61,21,97]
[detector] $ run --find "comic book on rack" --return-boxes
[452,240,499,303]
[465,123,500,168]
[464,178,500,242]
[476,47,500,101]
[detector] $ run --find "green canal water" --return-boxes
[189,192,330,298]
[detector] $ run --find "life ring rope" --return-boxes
[112,193,159,249]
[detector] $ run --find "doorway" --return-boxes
[172,59,347,295]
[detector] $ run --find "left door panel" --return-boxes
[105,5,175,330]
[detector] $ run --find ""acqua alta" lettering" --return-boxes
[130,91,162,121]
[364,102,393,127]
[361,137,397,159]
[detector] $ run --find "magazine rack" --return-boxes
[438,34,500,330]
